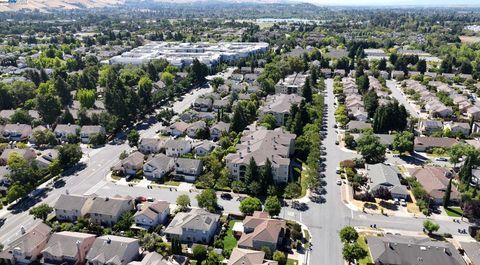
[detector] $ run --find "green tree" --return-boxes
[189,58,208,84]
[10,109,33,124]
[7,152,37,184]
[373,101,408,133]
[196,189,218,212]
[339,226,359,243]
[302,78,312,103]
[54,76,71,106]
[48,159,63,176]
[459,155,473,184]
[443,178,453,208]
[449,143,475,166]
[363,90,379,118]
[264,196,281,217]
[204,251,222,265]
[284,182,301,198]
[6,184,27,203]
[342,243,367,265]
[273,250,287,265]
[231,180,247,193]
[356,131,386,163]
[261,158,274,190]
[76,89,96,109]
[170,237,182,255]
[138,76,153,113]
[239,197,262,215]
[260,114,277,130]
[160,72,174,86]
[36,83,62,124]
[176,194,190,211]
[127,130,140,146]
[29,203,53,221]
[192,245,207,263]
[31,129,57,146]
[209,77,224,91]
[417,59,427,74]
[423,220,440,235]
[58,144,82,170]
[392,131,414,154]
[244,157,259,185]
[114,211,134,231]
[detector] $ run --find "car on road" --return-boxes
[336,179,342,185]
[220,193,233,200]
[336,167,341,174]
[435,157,448,162]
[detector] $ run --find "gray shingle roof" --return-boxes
[86,235,139,265]
[367,234,465,265]
[164,208,219,236]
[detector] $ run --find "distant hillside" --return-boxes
[0,0,125,12]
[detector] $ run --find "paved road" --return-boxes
[0,78,475,265]
[0,85,212,245]
[386,80,419,118]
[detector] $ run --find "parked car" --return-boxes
[336,167,341,174]
[220,193,233,200]
[336,179,342,185]
[435,157,448,162]
[400,199,407,207]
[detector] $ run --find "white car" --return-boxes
[400,199,407,207]
[336,180,342,185]
[336,167,341,174]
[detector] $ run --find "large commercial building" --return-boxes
[107,41,269,68]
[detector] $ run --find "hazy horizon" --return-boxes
[297,0,480,6]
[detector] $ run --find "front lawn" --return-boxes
[287,259,298,265]
[357,235,373,265]
[223,220,240,252]
[445,207,463,217]
[164,180,180,186]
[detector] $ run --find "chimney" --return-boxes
[20,226,25,234]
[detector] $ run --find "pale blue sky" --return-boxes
[296,0,480,5]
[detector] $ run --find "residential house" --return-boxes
[55,194,134,226]
[86,235,140,265]
[413,137,458,152]
[0,148,36,166]
[128,252,188,265]
[186,121,207,138]
[2,124,32,141]
[192,98,213,112]
[213,99,230,111]
[121,152,145,176]
[143,154,174,180]
[138,138,165,154]
[210,122,230,140]
[164,208,219,244]
[54,124,80,142]
[80,125,106,144]
[366,163,409,199]
[0,222,52,264]
[193,141,215,156]
[258,94,304,127]
[166,122,189,137]
[35,149,59,169]
[54,194,89,222]
[467,106,480,121]
[42,232,96,265]
[173,158,203,182]
[274,73,308,95]
[366,234,465,265]
[346,121,372,132]
[407,166,460,204]
[134,201,170,228]
[238,212,285,252]
[226,126,295,184]
[228,248,278,265]
[164,140,192,157]
[444,122,470,136]
[418,120,443,135]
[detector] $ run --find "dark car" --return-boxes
[220,193,233,200]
